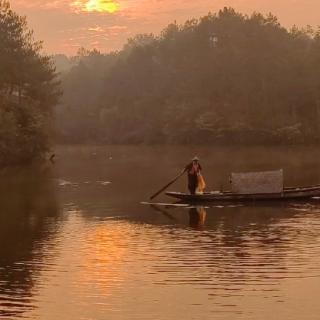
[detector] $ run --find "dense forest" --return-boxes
[0,1,59,165]
[55,8,320,144]
[2,2,320,162]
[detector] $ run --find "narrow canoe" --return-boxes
[166,185,320,202]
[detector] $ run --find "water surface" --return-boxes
[1,145,320,319]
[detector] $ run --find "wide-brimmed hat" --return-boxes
[192,156,200,161]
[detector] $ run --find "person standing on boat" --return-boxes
[184,156,203,194]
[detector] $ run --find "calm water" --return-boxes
[1,145,320,320]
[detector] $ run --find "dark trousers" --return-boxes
[188,174,198,194]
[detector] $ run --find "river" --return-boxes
[1,145,320,319]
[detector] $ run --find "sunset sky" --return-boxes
[10,0,320,55]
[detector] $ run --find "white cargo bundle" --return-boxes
[231,169,283,194]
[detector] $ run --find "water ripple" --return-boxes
[1,206,320,320]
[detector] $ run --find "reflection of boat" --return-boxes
[189,207,206,229]
[166,185,320,202]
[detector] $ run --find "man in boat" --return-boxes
[184,156,203,194]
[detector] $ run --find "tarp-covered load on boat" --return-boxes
[231,169,283,194]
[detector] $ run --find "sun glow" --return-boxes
[85,0,119,13]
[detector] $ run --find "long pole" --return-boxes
[150,170,185,200]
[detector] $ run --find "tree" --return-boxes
[0,0,59,165]
[57,8,320,145]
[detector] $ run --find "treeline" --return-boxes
[0,1,59,165]
[56,7,320,144]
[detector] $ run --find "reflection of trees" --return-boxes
[0,166,59,318]
[201,205,298,284]
[148,203,311,290]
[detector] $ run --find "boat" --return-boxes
[166,185,320,202]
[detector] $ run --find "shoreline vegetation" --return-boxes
[0,1,59,166]
[55,7,320,145]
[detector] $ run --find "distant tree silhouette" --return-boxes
[56,7,320,144]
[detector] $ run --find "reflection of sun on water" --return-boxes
[80,222,129,295]
[85,0,119,13]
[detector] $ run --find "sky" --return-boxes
[9,0,320,55]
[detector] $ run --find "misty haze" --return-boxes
[1,1,320,319]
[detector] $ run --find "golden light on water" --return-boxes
[85,0,119,13]
[79,222,129,294]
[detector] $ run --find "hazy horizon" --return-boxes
[10,0,320,55]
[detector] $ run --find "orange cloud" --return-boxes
[10,0,320,55]
[11,0,71,10]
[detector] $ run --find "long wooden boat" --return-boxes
[166,185,320,202]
